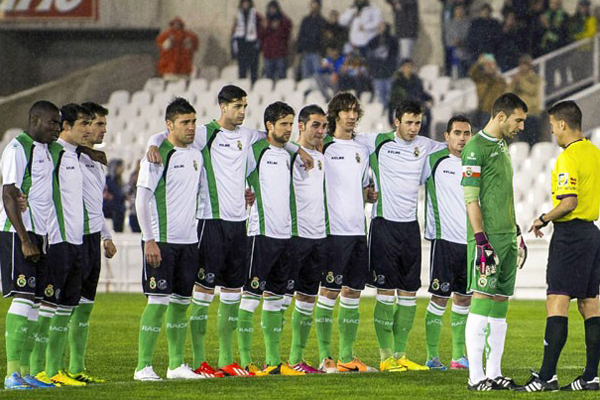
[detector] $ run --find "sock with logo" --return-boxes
[539,316,568,381]
[166,296,190,370]
[190,291,213,369]
[262,296,284,366]
[136,297,168,371]
[466,297,492,384]
[20,302,39,376]
[289,300,315,365]
[425,300,446,360]
[30,304,54,376]
[583,317,600,381]
[338,296,360,364]
[5,298,33,375]
[237,295,260,368]
[393,296,417,358]
[374,294,395,361]
[217,292,240,367]
[68,301,94,374]
[315,296,336,362]
[45,306,73,378]
[451,303,470,360]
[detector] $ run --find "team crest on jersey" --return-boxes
[237,140,243,151]
[431,279,440,291]
[16,275,26,288]
[317,160,322,170]
[325,272,335,284]
[413,146,420,157]
[149,277,157,290]
[44,284,54,298]
[251,277,260,289]
[193,160,198,171]
[478,276,487,288]
[355,153,361,163]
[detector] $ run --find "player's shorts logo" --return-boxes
[355,153,361,163]
[431,279,440,291]
[28,277,36,288]
[16,274,26,288]
[335,275,343,285]
[488,277,497,290]
[251,277,260,289]
[55,288,61,300]
[413,146,420,157]
[149,277,157,290]
[376,275,385,285]
[198,268,206,281]
[286,280,294,290]
[441,282,450,293]
[478,276,487,288]
[206,273,215,284]
[44,284,54,298]
[158,279,167,290]
[237,140,243,151]
[325,272,334,284]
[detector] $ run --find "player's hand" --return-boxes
[147,146,162,165]
[365,184,378,203]
[474,232,499,276]
[298,148,314,171]
[144,240,162,268]
[516,225,527,269]
[528,217,546,238]
[245,188,256,207]
[103,239,117,259]
[18,193,27,212]
[21,240,40,263]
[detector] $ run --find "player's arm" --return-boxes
[2,185,39,262]
[146,131,168,164]
[354,132,378,154]
[136,159,162,267]
[529,197,577,238]
[101,220,117,259]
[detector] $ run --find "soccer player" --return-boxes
[134,98,204,381]
[237,101,304,376]
[421,116,472,371]
[146,85,312,377]
[461,93,528,391]
[519,101,600,392]
[66,102,117,383]
[0,101,60,389]
[315,91,374,373]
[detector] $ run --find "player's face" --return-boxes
[444,121,472,154]
[70,116,92,146]
[222,97,248,127]
[548,114,566,146]
[501,108,527,139]
[36,110,62,143]
[87,115,107,145]
[299,114,327,148]
[168,113,196,146]
[395,112,422,142]
[336,104,359,133]
[269,114,294,145]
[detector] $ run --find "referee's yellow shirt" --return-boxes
[551,139,600,222]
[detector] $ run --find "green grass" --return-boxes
[0,294,596,399]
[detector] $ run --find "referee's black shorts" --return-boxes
[547,219,600,299]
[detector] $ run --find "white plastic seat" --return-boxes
[418,64,439,82]
[530,142,555,162]
[143,78,165,94]
[295,78,314,95]
[130,90,152,109]
[220,64,239,81]
[164,80,187,97]
[252,78,274,95]
[274,78,296,97]
[108,90,130,108]
[509,142,530,160]
[304,91,326,108]
[188,78,208,95]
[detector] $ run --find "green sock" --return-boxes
[289,300,314,365]
[425,301,446,359]
[31,306,53,376]
[315,296,335,361]
[374,295,395,361]
[20,303,40,376]
[68,302,93,374]
[217,293,240,368]
[165,300,189,370]
[451,304,469,360]
[238,295,260,367]
[5,298,33,376]
[136,301,168,371]
[190,292,212,369]
[46,307,72,377]
[281,296,292,327]
[338,296,360,363]
[393,296,417,357]
[262,297,283,366]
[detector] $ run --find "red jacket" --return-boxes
[156,18,199,76]
[259,15,292,59]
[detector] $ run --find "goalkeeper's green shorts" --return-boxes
[467,233,517,297]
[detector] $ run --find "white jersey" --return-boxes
[79,152,106,236]
[423,149,467,244]
[322,136,370,236]
[47,139,84,245]
[137,141,202,244]
[291,146,326,239]
[356,133,446,222]
[0,133,54,235]
[246,140,291,239]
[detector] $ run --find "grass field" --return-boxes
[0,294,597,399]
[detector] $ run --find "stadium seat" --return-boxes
[509,141,530,160]
[442,89,463,102]
[305,91,326,108]
[274,78,296,97]
[296,78,314,95]
[130,90,152,110]
[143,77,165,94]
[231,78,252,91]
[418,64,439,83]
[108,90,130,109]
[253,78,274,95]
[360,91,373,105]
[530,142,555,162]
[220,64,238,81]
[165,80,187,97]
[152,92,175,110]
[208,79,227,95]
[432,76,452,95]
[188,78,209,95]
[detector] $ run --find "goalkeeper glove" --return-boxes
[516,224,528,269]
[474,232,499,276]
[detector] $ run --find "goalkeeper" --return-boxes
[461,93,528,391]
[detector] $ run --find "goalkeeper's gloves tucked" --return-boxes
[516,224,528,269]
[474,232,499,276]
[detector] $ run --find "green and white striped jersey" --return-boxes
[79,152,106,236]
[137,140,203,244]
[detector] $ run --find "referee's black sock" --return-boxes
[539,316,568,381]
[583,317,600,381]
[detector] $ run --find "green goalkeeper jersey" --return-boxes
[461,130,516,237]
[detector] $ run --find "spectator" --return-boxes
[297,0,327,80]
[509,54,543,145]
[337,49,372,99]
[156,17,198,80]
[339,0,383,55]
[444,4,471,78]
[260,0,292,81]
[570,0,597,41]
[389,59,433,134]
[127,160,141,233]
[466,3,503,63]
[322,10,348,53]
[104,159,127,233]
[523,0,547,57]
[367,22,398,108]
[315,45,346,100]
[539,0,570,55]
[232,0,263,84]
[386,0,419,63]
[469,53,507,128]
[497,10,527,71]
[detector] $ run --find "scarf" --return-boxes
[234,8,257,41]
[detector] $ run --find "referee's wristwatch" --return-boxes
[538,213,549,227]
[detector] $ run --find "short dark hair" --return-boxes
[394,100,423,122]
[491,93,528,118]
[446,115,471,133]
[60,103,93,127]
[165,97,196,122]
[218,85,247,105]
[264,101,295,130]
[400,58,413,67]
[547,100,582,131]
[326,91,363,135]
[81,102,109,117]
[29,100,59,123]
[298,104,326,125]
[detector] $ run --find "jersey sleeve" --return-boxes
[136,157,164,192]
[461,143,483,188]
[420,155,432,185]
[1,142,27,189]
[554,153,578,199]
[426,138,448,155]
[248,129,267,145]
[246,147,258,178]
[362,149,370,188]
[147,131,168,149]
[354,132,378,154]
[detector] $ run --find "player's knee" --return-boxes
[578,298,600,319]
[148,295,170,306]
[341,286,361,299]
[431,295,448,308]
[296,293,315,304]
[319,287,339,300]
[453,294,471,307]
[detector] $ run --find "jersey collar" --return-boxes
[479,130,499,142]
[57,138,77,153]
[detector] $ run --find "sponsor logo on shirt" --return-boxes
[490,152,499,158]
[557,173,569,186]
[66,166,75,170]
[331,156,345,160]
[219,143,230,148]
[387,150,401,155]
[467,152,477,161]
[266,161,278,165]
[442,170,455,175]
[173,164,185,169]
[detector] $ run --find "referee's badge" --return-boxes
[413,146,420,157]
[355,153,361,163]
[16,275,26,288]
[478,276,487,288]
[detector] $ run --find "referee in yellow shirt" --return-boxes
[518,101,600,392]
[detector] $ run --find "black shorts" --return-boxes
[428,239,471,298]
[547,220,600,299]
[45,242,83,307]
[286,237,327,296]
[369,218,421,292]
[142,241,199,298]
[0,231,48,299]
[80,232,101,302]
[245,235,290,296]
[323,235,368,291]
[197,219,247,290]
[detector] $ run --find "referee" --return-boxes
[519,101,600,392]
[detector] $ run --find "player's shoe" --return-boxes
[450,357,469,370]
[219,362,254,377]
[337,357,377,372]
[396,356,429,371]
[133,366,162,381]
[319,357,339,373]
[51,370,87,386]
[35,372,61,387]
[245,363,262,375]
[260,363,306,376]
[291,361,323,374]
[379,356,407,372]
[67,370,107,383]
[4,372,33,390]
[194,362,224,378]
[167,364,206,379]
[514,371,559,392]
[468,378,505,391]
[425,357,447,371]
[492,375,519,390]
[22,374,58,388]
[560,376,599,391]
